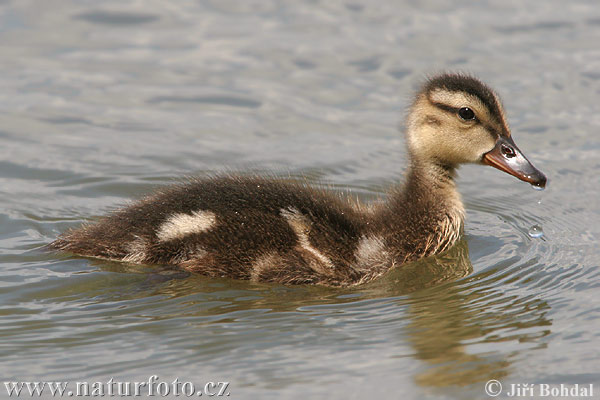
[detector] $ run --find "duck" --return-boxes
[50,73,547,287]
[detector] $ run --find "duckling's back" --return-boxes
[51,176,375,286]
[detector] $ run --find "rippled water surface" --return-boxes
[1,1,599,399]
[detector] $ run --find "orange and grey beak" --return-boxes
[483,136,547,188]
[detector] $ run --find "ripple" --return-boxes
[348,57,381,73]
[293,59,317,70]
[0,161,81,181]
[494,21,573,34]
[73,10,159,26]
[147,95,262,108]
[387,68,411,80]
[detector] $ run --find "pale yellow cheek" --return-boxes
[441,136,495,164]
[463,130,496,162]
[411,124,497,165]
[431,140,471,164]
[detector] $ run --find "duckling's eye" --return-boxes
[458,107,475,121]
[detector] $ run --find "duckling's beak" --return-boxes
[483,136,547,188]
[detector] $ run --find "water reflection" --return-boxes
[81,238,551,388]
[404,273,551,389]
[361,239,472,295]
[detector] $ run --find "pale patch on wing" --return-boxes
[122,236,147,263]
[352,235,397,285]
[280,207,335,274]
[355,235,386,267]
[250,252,282,282]
[354,235,391,274]
[157,210,217,242]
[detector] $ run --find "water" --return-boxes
[1,1,599,399]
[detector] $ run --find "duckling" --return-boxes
[50,73,546,287]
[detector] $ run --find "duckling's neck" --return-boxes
[378,156,465,261]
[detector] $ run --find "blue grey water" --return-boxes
[1,1,599,399]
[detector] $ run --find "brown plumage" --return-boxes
[50,73,547,287]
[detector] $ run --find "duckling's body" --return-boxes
[51,170,462,286]
[51,74,546,286]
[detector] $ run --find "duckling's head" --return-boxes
[406,73,546,188]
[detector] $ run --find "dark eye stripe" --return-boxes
[431,102,479,123]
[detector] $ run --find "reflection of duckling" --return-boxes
[362,238,473,295]
[51,74,546,286]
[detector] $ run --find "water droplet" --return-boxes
[528,224,544,238]
[531,184,545,191]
